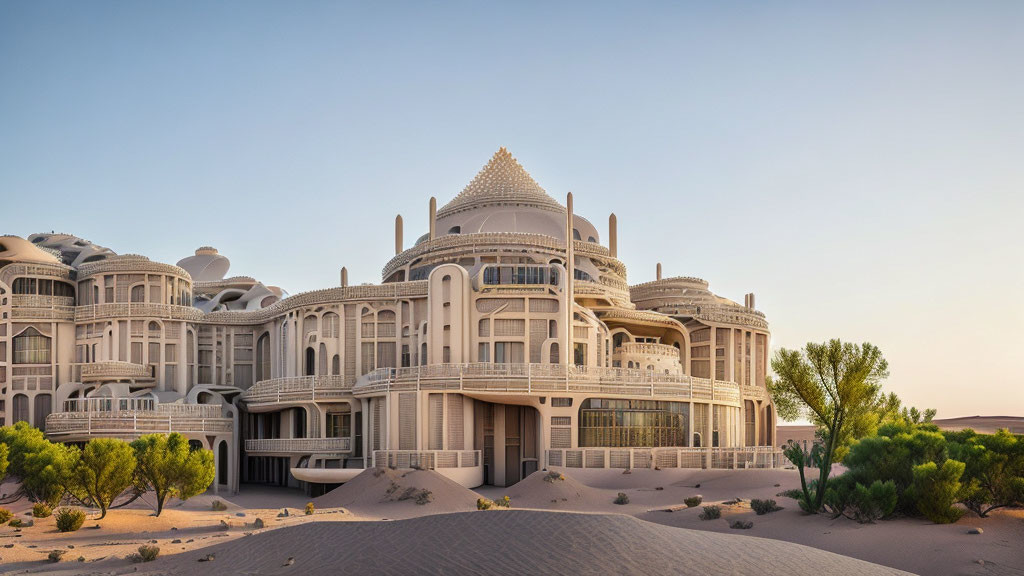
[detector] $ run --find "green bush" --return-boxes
[494,496,511,508]
[699,505,721,520]
[683,496,702,507]
[476,498,493,510]
[0,508,11,523]
[947,429,1024,518]
[750,499,781,515]
[911,460,965,524]
[614,493,629,505]
[55,508,86,532]
[8,517,23,527]
[415,490,433,505]
[32,502,52,518]
[824,478,897,523]
[48,549,65,563]
[304,502,315,515]
[211,500,227,511]
[129,545,160,563]
[543,471,565,483]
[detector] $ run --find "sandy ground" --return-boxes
[2,466,1022,575]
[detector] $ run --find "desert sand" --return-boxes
[2,466,1022,576]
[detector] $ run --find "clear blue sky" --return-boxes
[2,1,1021,419]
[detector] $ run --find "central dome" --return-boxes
[431,148,599,244]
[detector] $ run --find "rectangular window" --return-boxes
[573,343,587,366]
[401,345,410,368]
[478,343,490,362]
[494,342,524,364]
[327,413,351,438]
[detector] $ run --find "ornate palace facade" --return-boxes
[0,148,777,493]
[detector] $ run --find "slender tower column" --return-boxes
[564,192,574,365]
[340,267,348,288]
[608,213,618,258]
[656,262,662,281]
[395,215,403,255]
[429,197,437,241]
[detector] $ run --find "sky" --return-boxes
[1,1,1021,420]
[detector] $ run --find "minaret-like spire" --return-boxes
[340,267,348,288]
[565,192,575,366]
[608,213,617,258]
[656,262,662,281]
[395,214,403,255]
[429,197,437,241]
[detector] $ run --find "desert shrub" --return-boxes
[8,517,23,527]
[32,502,53,518]
[129,545,160,563]
[48,550,65,563]
[824,478,897,523]
[776,488,804,500]
[55,508,86,532]
[730,520,753,529]
[304,502,315,515]
[131,433,214,516]
[842,426,948,514]
[699,505,721,520]
[543,471,565,483]
[476,498,493,510]
[947,429,1024,517]
[415,490,433,505]
[211,500,227,511]
[0,508,11,523]
[614,493,629,505]
[494,496,511,508]
[683,496,702,507]
[911,460,965,524]
[750,499,781,515]
[0,423,78,506]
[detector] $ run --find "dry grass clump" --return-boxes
[683,496,702,508]
[128,544,160,563]
[699,505,721,520]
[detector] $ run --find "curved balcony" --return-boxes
[9,294,75,321]
[75,303,203,322]
[618,342,680,358]
[46,401,230,439]
[245,437,351,454]
[241,375,354,409]
[355,364,741,405]
[80,361,153,382]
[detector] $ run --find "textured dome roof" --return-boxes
[437,147,564,219]
[430,148,600,244]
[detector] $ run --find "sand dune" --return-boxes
[313,467,479,519]
[117,510,912,576]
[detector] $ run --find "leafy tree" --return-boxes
[68,439,137,519]
[131,433,215,516]
[0,423,77,505]
[768,339,890,513]
[0,442,8,484]
[910,459,965,523]
[947,429,1024,517]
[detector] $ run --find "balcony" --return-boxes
[46,401,230,439]
[241,375,354,408]
[245,437,351,454]
[74,303,203,322]
[355,364,741,405]
[9,294,75,321]
[80,361,153,382]
[545,446,789,470]
[617,342,679,358]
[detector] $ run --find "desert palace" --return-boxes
[0,148,779,493]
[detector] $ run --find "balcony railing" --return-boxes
[241,375,354,406]
[245,437,352,453]
[74,303,203,322]
[616,342,681,359]
[356,364,741,404]
[80,361,153,381]
[545,446,788,470]
[10,295,76,308]
[372,450,481,470]
[46,401,229,437]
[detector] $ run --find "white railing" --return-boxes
[356,364,741,404]
[46,400,228,437]
[545,446,788,470]
[10,295,76,308]
[80,361,152,380]
[245,437,352,453]
[372,450,481,470]
[617,342,680,358]
[74,303,203,322]
[241,375,353,405]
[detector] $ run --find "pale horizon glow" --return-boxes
[1,2,1021,420]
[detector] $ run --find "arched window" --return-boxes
[13,327,50,364]
[256,333,271,381]
[319,343,328,375]
[322,312,340,339]
[12,394,29,424]
[550,342,560,364]
[448,226,461,234]
[305,347,315,376]
[420,343,427,365]
[693,432,702,448]
[131,285,145,303]
[572,228,581,241]
[34,394,52,427]
[332,354,340,375]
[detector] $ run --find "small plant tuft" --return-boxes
[750,499,782,515]
[777,488,804,500]
[8,518,23,527]
[48,549,66,563]
[699,505,721,520]
[494,496,511,508]
[476,498,493,510]
[0,508,11,523]
[730,520,754,529]
[304,502,315,515]
[614,493,630,505]
[683,496,703,508]
[543,471,565,483]
[415,490,433,505]
[129,545,160,563]
[32,503,53,518]
[211,500,227,511]
[55,508,86,533]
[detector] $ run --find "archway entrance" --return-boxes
[474,402,539,487]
